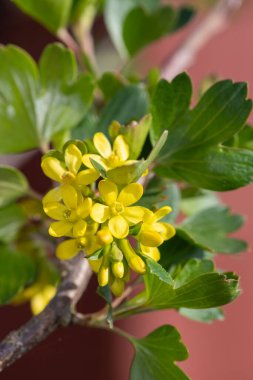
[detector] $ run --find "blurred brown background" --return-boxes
[0,0,253,379]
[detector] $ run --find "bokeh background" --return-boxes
[0,0,253,379]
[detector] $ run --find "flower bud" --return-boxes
[110,278,125,297]
[97,228,113,245]
[98,265,109,287]
[112,261,124,279]
[118,239,146,274]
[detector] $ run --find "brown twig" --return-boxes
[0,254,92,372]
[161,0,244,80]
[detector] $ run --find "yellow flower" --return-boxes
[41,143,99,186]
[82,132,133,171]
[90,179,145,239]
[43,184,92,238]
[138,206,176,247]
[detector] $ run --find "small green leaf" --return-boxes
[97,84,149,136]
[90,158,107,178]
[0,204,27,243]
[0,244,36,304]
[12,0,73,33]
[0,166,29,207]
[145,258,173,285]
[123,5,194,56]
[179,307,224,324]
[130,325,189,380]
[177,206,247,254]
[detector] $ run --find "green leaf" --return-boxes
[130,325,189,380]
[177,205,247,254]
[121,259,239,315]
[0,244,36,304]
[12,0,73,33]
[123,5,194,56]
[151,73,192,144]
[104,0,159,57]
[152,77,253,190]
[0,166,29,207]
[145,258,173,285]
[0,44,94,153]
[0,204,27,243]
[179,307,224,324]
[154,79,252,159]
[156,145,253,191]
[97,84,149,136]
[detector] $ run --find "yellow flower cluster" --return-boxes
[41,133,175,296]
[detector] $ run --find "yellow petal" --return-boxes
[61,185,78,209]
[42,187,62,205]
[77,169,100,185]
[41,157,66,182]
[98,179,118,206]
[117,183,143,206]
[140,244,160,261]
[90,203,110,223]
[113,135,129,161]
[49,221,73,237]
[94,132,112,158]
[56,239,79,260]
[154,206,172,222]
[64,144,82,174]
[109,215,129,239]
[77,197,92,219]
[82,154,105,169]
[43,202,67,220]
[123,206,145,224]
[139,229,163,247]
[73,220,87,237]
[158,222,176,240]
[142,208,155,224]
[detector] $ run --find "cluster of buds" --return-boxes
[41,132,175,296]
